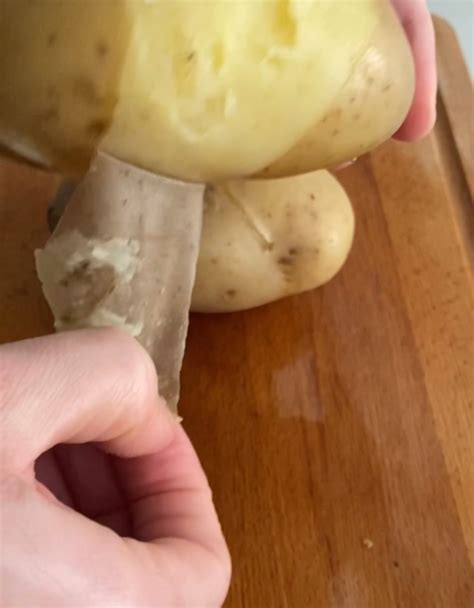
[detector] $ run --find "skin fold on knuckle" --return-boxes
[0,351,31,476]
[73,329,159,442]
[103,328,159,414]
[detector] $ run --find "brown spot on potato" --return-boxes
[349,95,356,104]
[87,118,108,136]
[96,41,109,58]
[382,83,392,93]
[186,52,195,62]
[211,257,219,265]
[331,128,340,137]
[39,107,59,123]
[278,256,293,266]
[73,77,101,106]
[226,289,237,297]
[288,247,299,256]
[309,193,315,200]
[47,32,57,47]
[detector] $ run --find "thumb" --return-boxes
[0,329,177,476]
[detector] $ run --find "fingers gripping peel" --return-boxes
[35,154,204,410]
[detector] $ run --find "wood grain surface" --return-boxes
[0,17,472,608]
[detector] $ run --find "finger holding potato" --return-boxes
[192,171,354,313]
[260,0,415,177]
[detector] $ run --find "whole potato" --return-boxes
[191,171,354,313]
[259,0,415,177]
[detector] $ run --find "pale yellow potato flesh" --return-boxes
[191,171,354,313]
[259,0,415,177]
[1,1,392,181]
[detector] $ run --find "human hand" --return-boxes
[392,0,437,141]
[0,330,231,607]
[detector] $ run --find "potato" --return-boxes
[0,1,407,181]
[104,1,380,182]
[191,171,354,313]
[259,0,415,177]
[0,2,129,174]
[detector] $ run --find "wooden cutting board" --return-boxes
[0,17,472,608]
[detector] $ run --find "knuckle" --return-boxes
[0,348,25,475]
[100,328,158,413]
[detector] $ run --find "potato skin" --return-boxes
[258,0,415,178]
[191,171,354,313]
[0,3,129,175]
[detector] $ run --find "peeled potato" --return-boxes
[1,1,414,181]
[191,171,354,313]
[0,0,381,181]
[259,0,415,177]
